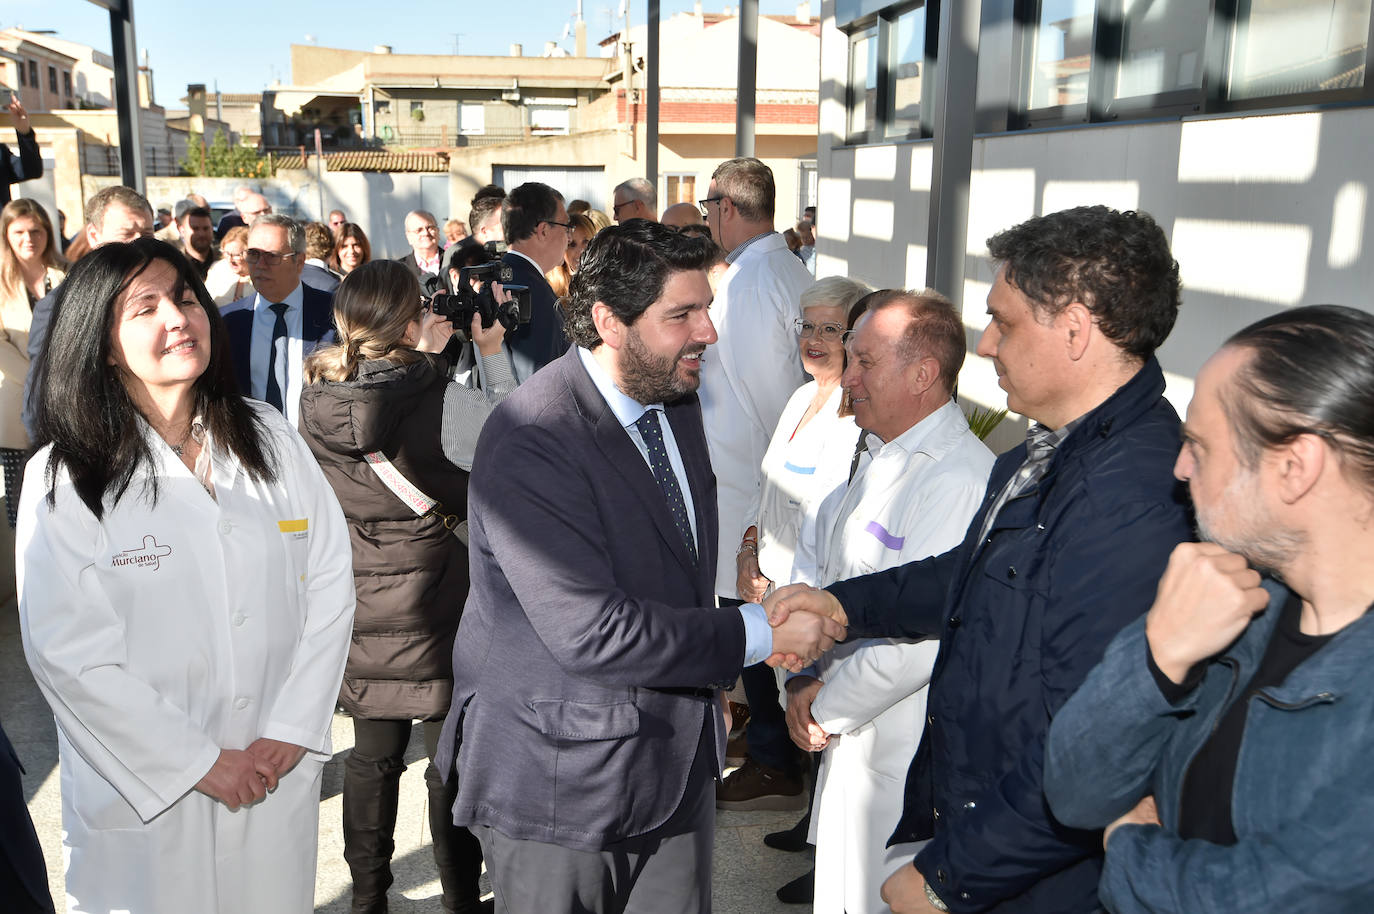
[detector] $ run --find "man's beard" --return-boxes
[191,237,211,256]
[618,326,705,405]
[1195,471,1305,578]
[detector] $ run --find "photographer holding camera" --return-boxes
[299,259,514,914]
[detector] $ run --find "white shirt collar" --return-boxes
[577,345,659,428]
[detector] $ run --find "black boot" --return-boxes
[427,760,491,914]
[343,749,407,914]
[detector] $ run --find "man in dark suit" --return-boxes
[0,719,54,913]
[301,221,341,293]
[435,221,844,913]
[23,186,155,441]
[221,214,334,426]
[397,209,442,282]
[499,182,571,382]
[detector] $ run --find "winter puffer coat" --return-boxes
[300,355,469,720]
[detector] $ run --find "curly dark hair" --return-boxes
[565,220,718,350]
[986,205,1181,360]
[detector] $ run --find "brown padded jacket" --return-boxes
[300,354,469,720]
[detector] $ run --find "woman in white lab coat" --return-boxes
[734,276,872,601]
[17,237,355,914]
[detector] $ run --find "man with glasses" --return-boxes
[23,185,156,440]
[216,189,272,242]
[697,157,815,811]
[222,214,336,426]
[398,209,442,281]
[328,209,348,236]
[612,177,657,224]
[500,181,571,383]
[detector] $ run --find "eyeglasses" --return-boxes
[408,224,438,235]
[542,219,574,233]
[611,199,633,216]
[842,329,859,346]
[794,319,846,341]
[243,248,298,266]
[698,196,726,217]
[223,249,245,262]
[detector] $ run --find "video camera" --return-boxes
[421,241,531,338]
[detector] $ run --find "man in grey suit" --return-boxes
[436,220,844,913]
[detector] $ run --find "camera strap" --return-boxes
[363,451,468,545]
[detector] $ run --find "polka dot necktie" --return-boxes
[634,409,697,564]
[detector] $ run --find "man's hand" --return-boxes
[768,608,844,672]
[735,547,771,604]
[195,748,269,810]
[1145,542,1269,684]
[784,676,830,751]
[246,738,307,790]
[881,863,944,913]
[764,582,849,629]
[1103,794,1160,850]
[763,584,849,669]
[7,98,30,135]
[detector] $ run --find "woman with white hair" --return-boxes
[735,275,873,603]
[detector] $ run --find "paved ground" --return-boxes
[1,566,812,912]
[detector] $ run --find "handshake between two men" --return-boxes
[761,583,849,671]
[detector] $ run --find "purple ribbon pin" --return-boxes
[865,520,905,551]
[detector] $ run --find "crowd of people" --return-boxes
[1,128,1373,914]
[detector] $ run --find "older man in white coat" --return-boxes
[786,291,994,914]
[702,157,816,808]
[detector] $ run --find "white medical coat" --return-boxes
[753,382,860,587]
[17,402,355,914]
[697,231,812,596]
[801,401,994,914]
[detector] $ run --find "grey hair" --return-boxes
[251,213,306,254]
[614,177,657,209]
[800,276,873,315]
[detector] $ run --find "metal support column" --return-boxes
[735,0,758,158]
[107,0,145,192]
[647,0,660,187]
[925,0,982,309]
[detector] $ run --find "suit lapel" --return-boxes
[564,351,702,576]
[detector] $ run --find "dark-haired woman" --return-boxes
[300,259,513,914]
[17,237,356,913]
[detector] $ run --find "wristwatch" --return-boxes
[925,881,950,912]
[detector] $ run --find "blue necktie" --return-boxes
[634,409,697,564]
[265,302,288,413]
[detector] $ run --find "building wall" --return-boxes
[0,39,76,113]
[815,2,1374,452]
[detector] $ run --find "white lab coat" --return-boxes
[17,402,355,914]
[802,401,994,914]
[753,382,860,586]
[698,231,812,596]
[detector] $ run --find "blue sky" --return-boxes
[3,0,810,105]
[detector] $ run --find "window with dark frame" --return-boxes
[838,0,1374,144]
[17,60,25,87]
[27,60,37,88]
[48,64,57,94]
[843,1,929,144]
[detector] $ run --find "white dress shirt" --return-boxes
[697,231,812,597]
[249,283,307,427]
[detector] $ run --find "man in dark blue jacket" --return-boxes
[770,206,1194,913]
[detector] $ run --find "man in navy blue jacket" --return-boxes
[769,206,1194,914]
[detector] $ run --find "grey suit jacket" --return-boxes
[436,346,744,850]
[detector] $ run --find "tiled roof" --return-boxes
[271,150,449,172]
